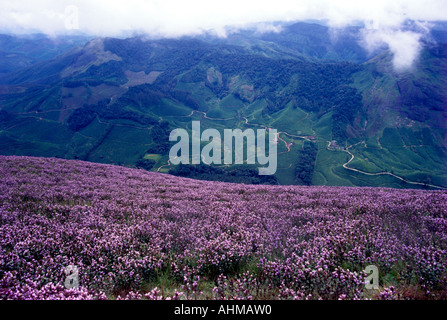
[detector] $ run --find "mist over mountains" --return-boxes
[0,20,446,189]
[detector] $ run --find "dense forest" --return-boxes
[295,141,318,185]
[169,164,278,185]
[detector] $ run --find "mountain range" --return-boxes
[0,21,446,189]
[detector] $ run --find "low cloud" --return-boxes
[255,23,284,35]
[361,28,424,71]
[1,0,446,70]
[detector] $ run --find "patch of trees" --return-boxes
[119,84,164,106]
[169,164,278,185]
[295,141,318,185]
[331,85,363,142]
[265,63,360,115]
[76,60,127,86]
[99,104,158,126]
[405,105,429,122]
[180,67,204,83]
[67,104,97,131]
[205,79,227,99]
[135,158,156,171]
[397,76,444,122]
[233,89,253,103]
[67,99,158,132]
[147,121,171,154]
[104,38,214,74]
[103,38,155,70]
[63,80,87,88]
[119,83,200,111]
[104,38,216,93]
[170,90,200,110]
[63,79,120,88]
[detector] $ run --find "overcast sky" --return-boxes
[1,0,445,37]
[1,0,447,69]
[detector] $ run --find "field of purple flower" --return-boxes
[0,155,446,300]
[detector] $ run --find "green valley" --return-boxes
[0,22,445,189]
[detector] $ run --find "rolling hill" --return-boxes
[0,21,445,189]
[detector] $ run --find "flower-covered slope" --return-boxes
[0,156,446,300]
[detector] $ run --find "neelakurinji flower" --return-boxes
[0,155,446,300]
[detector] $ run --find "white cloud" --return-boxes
[362,28,424,71]
[255,23,283,35]
[1,0,446,70]
[1,0,445,37]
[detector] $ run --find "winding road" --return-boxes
[332,141,447,190]
[157,109,447,190]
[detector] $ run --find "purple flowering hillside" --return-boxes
[0,156,446,300]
